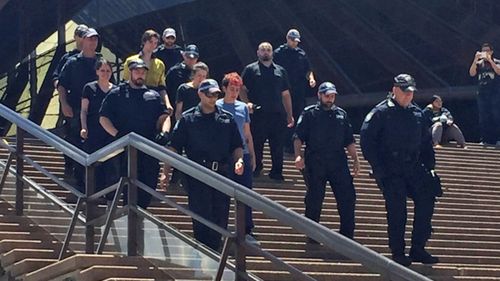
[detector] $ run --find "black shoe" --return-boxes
[392,253,412,267]
[253,166,263,178]
[409,248,439,264]
[268,173,284,182]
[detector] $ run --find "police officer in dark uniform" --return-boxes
[58,28,101,188]
[99,59,171,208]
[240,42,294,181]
[360,74,439,266]
[169,78,244,251]
[293,82,359,241]
[274,28,316,153]
[166,44,200,119]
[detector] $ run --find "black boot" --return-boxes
[392,253,412,267]
[409,247,439,264]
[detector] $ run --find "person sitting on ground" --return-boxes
[423,95,466,148]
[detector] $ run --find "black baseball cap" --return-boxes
[128,59,149,70]
[393,74,417,92]
[318,82,338,95]
[199,79,221,94]
[183,44,199,59]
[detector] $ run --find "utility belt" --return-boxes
[194,159,229,173]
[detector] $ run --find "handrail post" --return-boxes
[235,200,247,280]
[127,146,138,256]
[85,163,96,254]
[15,126,24,216]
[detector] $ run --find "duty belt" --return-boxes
[197,159,226,172]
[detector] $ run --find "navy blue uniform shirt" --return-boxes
[166,62,192,108]
[241,61,290,114]
[360,97,435,178]
[52,48,80,83]
[273,44,311,97]
[154,44,183,73]
[169,105,243,163]
[99,83,169,140]
[58,53,102,109]
[294,103,355,159]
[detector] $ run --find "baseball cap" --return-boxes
[128,59,149,70]
[318,82,337,95]
[74,24,89,37]
[163,28,176,38]
[287,29,301,42]
[183,44,199,59]
[393,74,417,92]
[199,79,221,94]
[83,28,99,38]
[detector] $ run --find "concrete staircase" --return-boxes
[1,137,500,280]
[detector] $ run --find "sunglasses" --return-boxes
[204,91,221,98]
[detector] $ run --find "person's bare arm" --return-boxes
[282,90,294,127]
[58,85,73,117]
[346,143,360,177]
[99,116,119,137]
[80,98,90,139]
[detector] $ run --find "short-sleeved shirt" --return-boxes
[52,48,80,83]
[241,61,290,114]
[476,58,500,95]
[100,83,169,140]
[58,53,102,109]
[154,44,183,73]
[216,99,251,153]
[294,103,354,160]
[169,105,243,164]
[176,82,200,113]
[123,53,166,92]
[81,81,117,152]
[273,44,311,97]
[166,62,192,108]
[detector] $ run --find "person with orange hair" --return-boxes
[217,72,258,242]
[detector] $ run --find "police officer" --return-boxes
[99,59,171,208]
[58,27,101,189]
[360,74,439,266]
[240,42,294,181]
[169,78,244,251]
[293,82,358,241]
[274,28,316,153]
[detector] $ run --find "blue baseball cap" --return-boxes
[394,74,417,92]
[318,82,337,95]
[199,79,221,94]
[287,29,301,42]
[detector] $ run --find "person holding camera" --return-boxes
[423,95,466,148]
[469,42,500,145]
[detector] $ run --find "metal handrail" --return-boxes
[0,102,432,281]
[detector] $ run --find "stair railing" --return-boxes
[0,102,432,281]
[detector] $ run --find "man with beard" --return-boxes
[154,28,183,73]
[100,58,171,208]
[293,82,359,242]
[240,42,294,181]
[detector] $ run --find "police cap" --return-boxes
[199,79,221,94]
[128,59,149,71]
[318,82,338,95]
[394,74,417,92]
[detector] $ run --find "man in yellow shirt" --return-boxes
[123,29,173,113]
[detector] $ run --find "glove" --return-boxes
[439,115,448,123]
[154,131,170,146]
